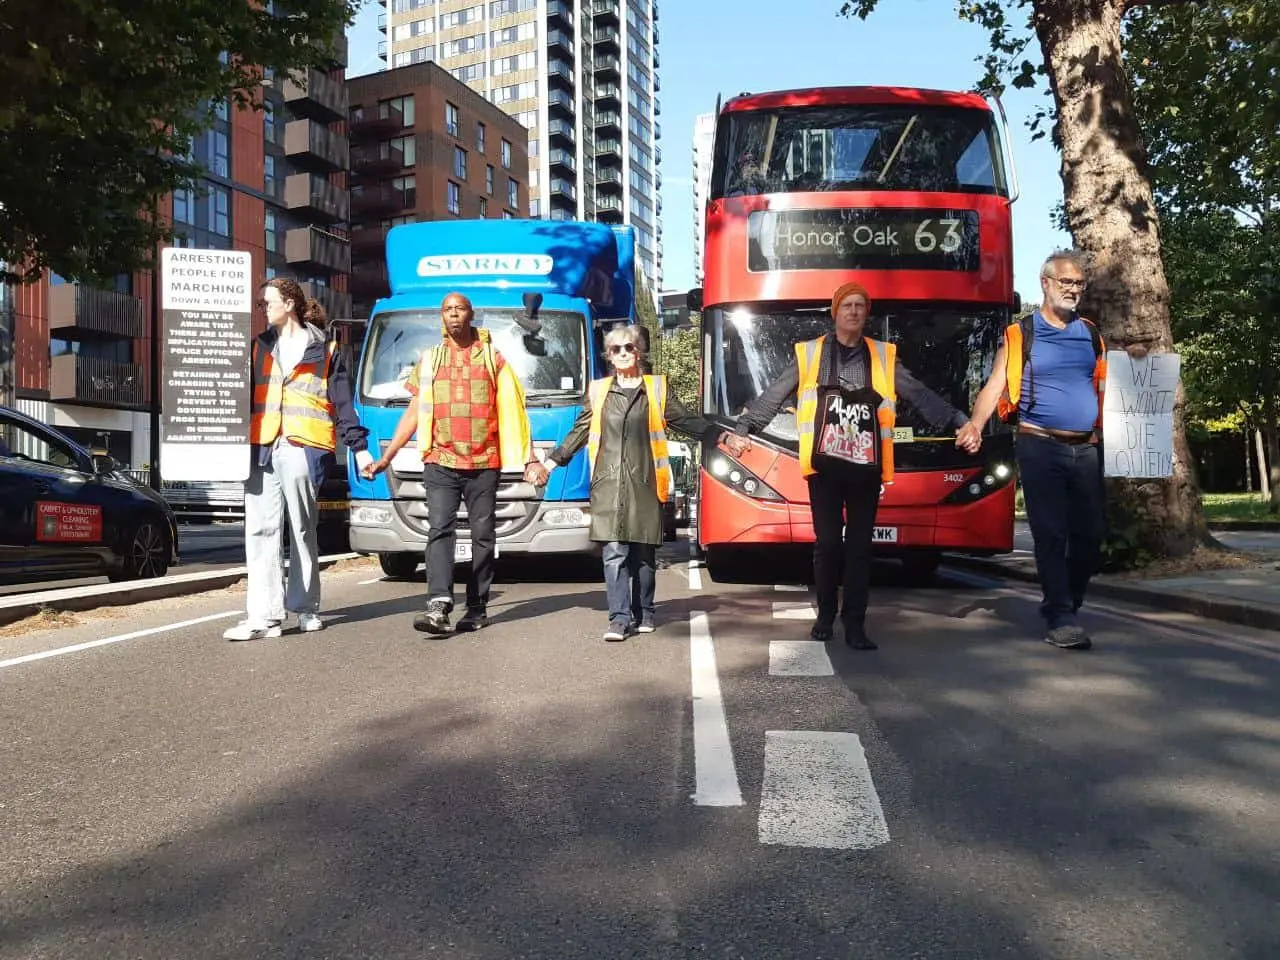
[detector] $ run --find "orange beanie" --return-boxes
[831,282,871,317]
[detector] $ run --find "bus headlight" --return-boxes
[942,462,1016,505]
[703,452,782,501]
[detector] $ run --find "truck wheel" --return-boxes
[378,553,421,579]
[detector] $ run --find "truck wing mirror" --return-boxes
[517,292,543,335]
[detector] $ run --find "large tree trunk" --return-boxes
[1033,0,1209,556]
[1254,428,1271,500]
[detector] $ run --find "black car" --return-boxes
[0,406,178,585]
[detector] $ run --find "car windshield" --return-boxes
[359,308,588,405]
[712,104,1006,199]
[705,305,1003,461]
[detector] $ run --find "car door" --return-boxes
[0,414,109,581]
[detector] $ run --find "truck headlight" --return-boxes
[543,507,590,527]
[351,505,393,525]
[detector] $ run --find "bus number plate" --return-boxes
[872,526,899,543]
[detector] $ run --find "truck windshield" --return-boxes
[359,308,588,405]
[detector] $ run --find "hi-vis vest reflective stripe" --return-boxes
[997,319,1107,426]
[249,339,338,451]
[415,338,532,471]
[795,336,897,483]
[586,375,672,503]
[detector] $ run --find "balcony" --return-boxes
[549,178,577,203]
[594,83,622,106]
[592,0,620,24]
[593,54,620,79]
[377,10,387,32]
[595,111,622,135]
[285,226,351,274]
[284,173,350,224]
[351,142,405,177]
[595,167,623,191]
[595,138,622,161]
[50,355,145,409]
[592,26,620,51]
[547,117,576,145]
[596,195,623,213]
[350,225,389,260]
[547,57,573,86]
[547,0,573,26]
[351,184,404,219]
[350,263,391,299]
[283,68,347,123]
[548,148,576,174]
[301,283,352,320]
[547,89,575,117]
[349,103,404,141]
[284,119,349,173]
[325,34,349,69]
[378,39,387,62]
[546,29,574,57]
[48,284,144,340]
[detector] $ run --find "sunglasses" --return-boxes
[608,343,638,355]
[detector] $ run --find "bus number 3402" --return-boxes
[914,219,964,254]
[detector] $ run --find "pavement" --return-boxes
[946,522,1280,633]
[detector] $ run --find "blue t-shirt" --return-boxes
[1018,311,1099,433]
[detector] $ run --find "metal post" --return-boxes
[149,265,161,490]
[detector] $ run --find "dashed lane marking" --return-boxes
[688,560,703,591]
[689,611,743,806]
[769,640,834,676]
[774,584,809,592]
[772,600,817,620]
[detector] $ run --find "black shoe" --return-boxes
[414,599,452,635]
[810,622,834,642]
[1045,625,1092,650]
[845,627,878,651]
[455,607,489,632]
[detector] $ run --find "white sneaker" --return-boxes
[297,613,324,633]
[223,620,282,642]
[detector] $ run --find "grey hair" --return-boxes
[1041,249,1089,279]
[602,323,647,361]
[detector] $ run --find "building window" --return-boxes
[263,100,278,146]
[500,138,512,168]
[453,146,467,181]
[529,198,541,217]
[447,181,460,215]
[479,197,488,218]
[392,174,416,208]
[388,135,416,167]
[485,165,494,195]
[507,178,519,209]
[503,210,515,220]
[173,189,196,226]
[264,155,279,199]
[451,63,485,83]
[445,102,460,138]
[381,94,414,127]
[265,209,279,253]
[477,122,486,153]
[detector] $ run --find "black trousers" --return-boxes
[1015,434,1105,629]
[423,464,499,611]
[807,468,882,631]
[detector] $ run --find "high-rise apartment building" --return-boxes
[691,111,714,286]
[346,62,531,315]
[5,38,351,474]
[380,0,663,298]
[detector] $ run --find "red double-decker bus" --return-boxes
[694,86,1020,581]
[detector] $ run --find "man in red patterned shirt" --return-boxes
[365,293,533,634]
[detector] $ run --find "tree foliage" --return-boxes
[0,0,357,283]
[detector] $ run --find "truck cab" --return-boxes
[347,219,636,577]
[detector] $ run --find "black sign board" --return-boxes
[160,248,253,482]
[747,208,980,272]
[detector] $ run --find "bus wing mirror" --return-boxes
[518,292,543,335]
[1012,292,1022,313]
[686,287,703,312]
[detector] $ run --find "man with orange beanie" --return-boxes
[732,283,980,648]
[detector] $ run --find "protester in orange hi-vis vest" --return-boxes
[364,292,536,636]
[958,249,1150,652]
[731,282,980,650]
[525,323,732,642]
[224,277,373,642]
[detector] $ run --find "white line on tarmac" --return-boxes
[689,612,743,806]
[759,731,890,849]
[774,584,809,592]
[0,611,241,670]
[688,560,703,591]
[772,600,817,620]
[358,577,385,585]
[769,640,834,676]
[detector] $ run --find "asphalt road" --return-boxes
[2,545,1278,959]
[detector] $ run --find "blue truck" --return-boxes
[347,219,636,577]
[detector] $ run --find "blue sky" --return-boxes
[347,0,1069,302]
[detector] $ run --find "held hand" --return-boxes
[955,421,982,454]
[361,457,388,480]
[721,431,751,457]
[525,461,551,486]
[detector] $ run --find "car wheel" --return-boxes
[378,553,421,579]
[109,522,172,581]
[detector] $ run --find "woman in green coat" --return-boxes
[525,324,735,641]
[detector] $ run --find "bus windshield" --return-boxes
[705,305,1003,457]
[359,308,588,406]
[711,104,1006,199]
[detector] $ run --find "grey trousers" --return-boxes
[244,440,320,623]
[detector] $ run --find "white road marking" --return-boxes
[759,731,890,849]
[688,560,703,591]
[0,611,241,670]
[774,584,809,592]
[772,600,817,620]
[689,612,743,806]
[358,577,385,585]
[769,640,834,676]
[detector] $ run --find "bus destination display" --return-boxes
[747,209,980,272]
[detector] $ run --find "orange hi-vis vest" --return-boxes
[249,336,338,451]
[997,315,1107,427]
[795,335,898,483]
[414,332,532,472]
[586,375,672,503]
